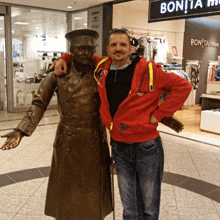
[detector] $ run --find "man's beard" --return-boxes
[113,57,124,63]
[72,56,93,67]
[113,53,129,63]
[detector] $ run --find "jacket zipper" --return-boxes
[114,70,118,82]
[109,67,146,131]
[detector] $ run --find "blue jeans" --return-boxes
[112,136,164,220]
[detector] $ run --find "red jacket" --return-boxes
[61,54,192,143]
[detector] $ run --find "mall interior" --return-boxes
[0,0,220,219]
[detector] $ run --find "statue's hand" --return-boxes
[160,115,184,133]
[54,58,67,75]
[1,129,24,150]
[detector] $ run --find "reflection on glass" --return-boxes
[0,15,6,110]
[11,7,67,109]
[72,11,88,30]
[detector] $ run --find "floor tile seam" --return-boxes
[175,173,220,189]
[4,167,45,184]
[1,148,33,164]
[37,167,48,177]
[0,114,59,123]
[170,184,181,220]
[12,190,40,218]
[211,200,220,218]
[186,146,203,181]
[159,130,220,148]
[2,168,220,204]
[204,187,220,196]
[173,183,220,204]
[7,180,47,217]
[5,174,16,184]
[214,155,220,164]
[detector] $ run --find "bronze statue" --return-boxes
[1,29,112,220]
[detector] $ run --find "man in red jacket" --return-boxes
[55,29,192,220]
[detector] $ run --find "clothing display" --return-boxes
[154,38,169,64]
[185,61,200,89]
[137,37,157,61]
[129,35,168,64]
[215,66,220,81]
[163,67,190,82]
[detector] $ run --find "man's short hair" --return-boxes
[108,28,131,45]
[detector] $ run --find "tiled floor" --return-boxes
[0,108,220,220]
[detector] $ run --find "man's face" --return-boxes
[71,45,95,65]
[107,33,132,66]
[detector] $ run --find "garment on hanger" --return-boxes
[186,62,200,89]
[154,39,168,64]
[138,37,156,61]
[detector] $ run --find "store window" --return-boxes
[72,11,87,30]
[11,7,67,109]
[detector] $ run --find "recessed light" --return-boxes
[14,22,29,25]
[74,17,82,20]
[35,27,39,29]
[67,6,72,9]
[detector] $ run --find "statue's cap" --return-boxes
[65,29,99,46]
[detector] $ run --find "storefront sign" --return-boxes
[149,0,220,22]
[191,38,219,47]
[88,6,103,56]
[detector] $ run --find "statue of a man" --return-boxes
[1,29,113,220]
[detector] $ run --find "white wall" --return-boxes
[113,0,185,63]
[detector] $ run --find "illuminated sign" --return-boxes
[149,0,220,22]
[191,38,219,47]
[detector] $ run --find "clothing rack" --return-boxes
[207,61,219,82]
[123,26,180,38]
[208,60,219,65]
[186,60,201,65]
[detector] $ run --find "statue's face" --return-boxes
[71,45,95,65]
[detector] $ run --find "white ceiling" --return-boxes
[0,0,115,12]
[1,0,219,40]
[0,0,118,39]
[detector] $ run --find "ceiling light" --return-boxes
[74,17,83,20]
[35,27,39,29]
[14,22,29,25]
[67,6,72,9]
